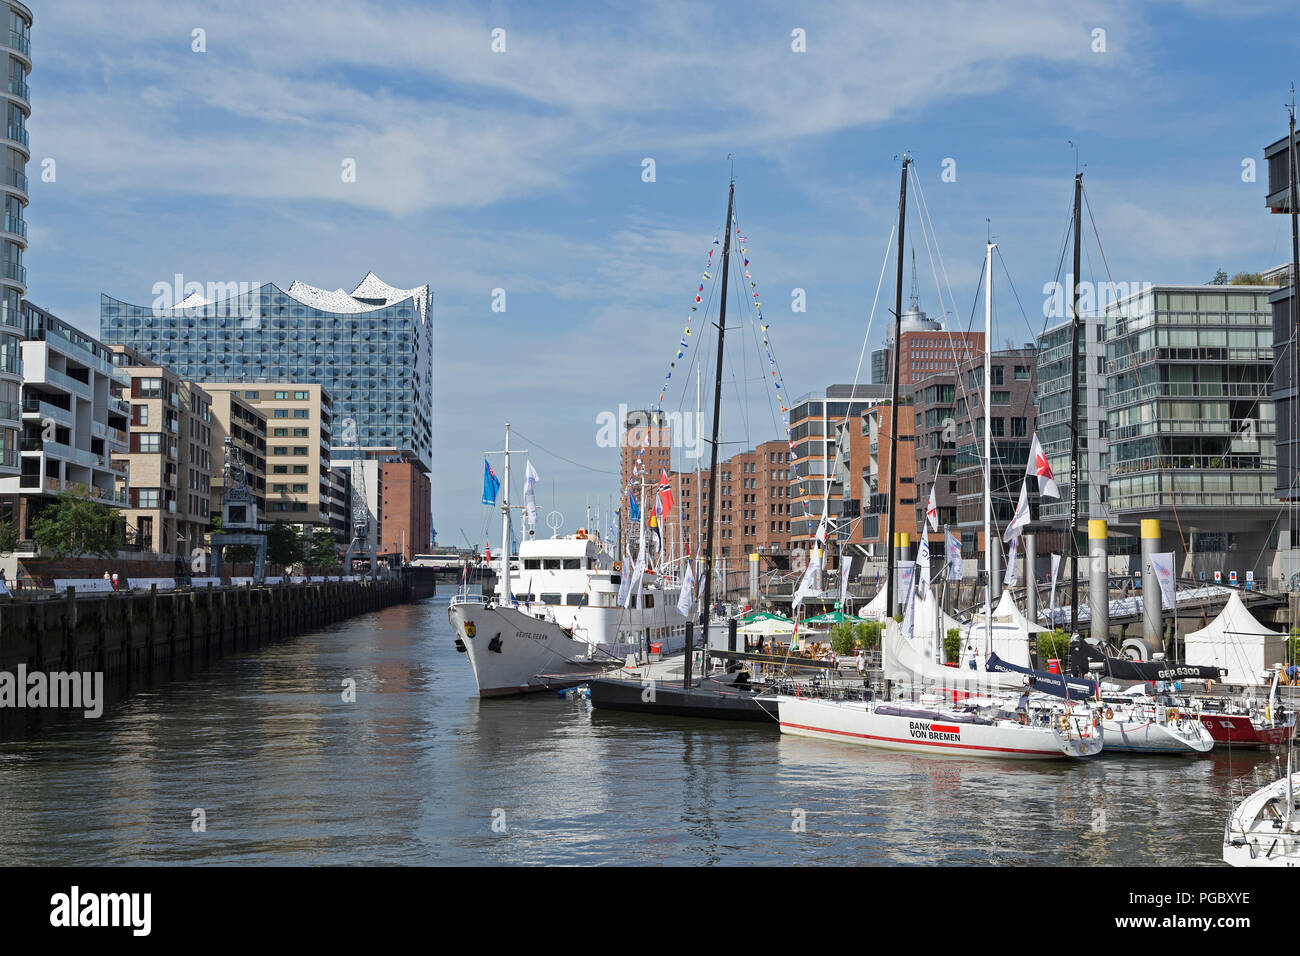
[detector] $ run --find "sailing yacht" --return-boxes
[775,164,1102,760]
[1224,751,1300,866]
[449,424,688,697]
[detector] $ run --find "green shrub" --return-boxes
[944,627,961,664]
[829,622,857,656]
[1036,629,1072,663]
[854,619,882,651]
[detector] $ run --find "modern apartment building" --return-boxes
[0,2,30,482]
[203,385,267,523]
[852,399,918,559]
[99,273,433,472]
[951,348,1038,557]
[912,372,960,545]
[869,282,983,389]
[787,384,889,559]
[202,383,334,531]
[0,303,130,543]
[1105,285,1277,575]
[109,345,212,561]
[1036,316,1109,526]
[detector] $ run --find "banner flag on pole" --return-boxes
[1004,479,1031,542]
[1152,551,1176,610]
[916,535,931,600]
[677,560,696,617]
[523,460,539,526]
[1026,434,1060,499]
[840,555,854,609]
[482,460,500,506]
[900,565,917,638]
[946,531,963,581]
[1004,537,1019,588]
[925,485,939,533]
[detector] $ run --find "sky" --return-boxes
[19,0,1300,550]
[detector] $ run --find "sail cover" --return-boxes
[883,620,1023,692]
[1069,639,1220,682]
[985,652,1097,701]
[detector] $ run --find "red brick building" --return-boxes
[379,459,431,561]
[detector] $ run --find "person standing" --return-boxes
[856,648,867,676]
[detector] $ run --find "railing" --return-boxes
[1,165,25,192]
[1,213,24,238]
[1108,418,1274,442]
[109,396,131,415]
[0,398,17,420]
[1106,380,1272,408]
[2,258,24,283]
[91,420,127,444]
[1109,454,1274,476]
[0,445,15,468]
[22,397,72,425]
[1109,491,1277,511]
[6,76,28,102]
[5,124,26,147]
[6,31,30,56]
[43,366,92,397]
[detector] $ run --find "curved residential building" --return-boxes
[0,1,30,480]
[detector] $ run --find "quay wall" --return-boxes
[0,579,408,733]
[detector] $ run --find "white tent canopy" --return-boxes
[1183,592,1288,686]
[738,618,795,637]
[963,590,1039,668]
[860,588,887,622]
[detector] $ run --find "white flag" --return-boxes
[915,536,931,600]
[793,547,823,614]
[900,565,917,638]
[1151,551,1176,611]
[523,460,539,526]
[623,548,646,609]
[1026,434,1060,500]
[1004,537,1019,588]
[1049,552,1062,625]
[677,560,697,617]
[616,546,633,607]
[1003,479,1031,542]
[840,555,854,609]
[925,484,938,533]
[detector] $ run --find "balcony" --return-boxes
[41,366,92,398]
[6,76,28,103]
[0,445,15,468]
[5,31,30,57]
[109,396,131,416]
[0,167,24,200]
[22,397,73,426]
[6,124,27,148]
[1,213,24,239]
[2,258,24,283]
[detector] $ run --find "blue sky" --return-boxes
[19,0,1300,548]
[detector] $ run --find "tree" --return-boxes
[944,627,961,664]
[30,492,119,559]
[309,530,338,569]
[266,522,303,567]
[829,622,856,656]
[1229,271,1267,285]
[854,619,883,650]
[1211,269,1228,285]
[0,514,17,555]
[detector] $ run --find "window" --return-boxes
[293,428,308,437]
[292,483,308,492]
[273,409,288,418]
[272,446,289,455]
[137,433,161,454]
[293,447,308,456]
[293,409,309,418]
[292,465,308,474]
[1011,417,1027,437]
[273,428,288,437]
[274,391,289,400]
[294,391,309,400]
[138,377,163,398]
[244,391,259,399]
[136,488,159,508]
[991,366,1004,385]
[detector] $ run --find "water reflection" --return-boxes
[0,596,1278,865]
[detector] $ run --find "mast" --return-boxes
[1289,95,1299,528]
[696,363,702,565]
[700,180,735,651]
[886,155,911,616]
[501,424,513,602]
[984,241,995,654]
[1069,172,1082,637]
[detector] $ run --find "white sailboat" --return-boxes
[1224,751,1300,866]
[775,168,1102,760]
[1098,689,1214,755]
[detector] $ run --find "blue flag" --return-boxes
[482,460,500,506]
[628,488,640,523]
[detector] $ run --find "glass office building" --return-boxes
[99,273,433,472]
[1105,284,1277,576]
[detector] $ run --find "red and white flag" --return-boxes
[657,469,674,515]
[1026,434,1060,499]
[925,484,939,532]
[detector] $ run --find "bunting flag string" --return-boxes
[627,238,721,507]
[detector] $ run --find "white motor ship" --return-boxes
[450,530,689,697]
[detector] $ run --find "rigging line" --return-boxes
[508,428,620,477]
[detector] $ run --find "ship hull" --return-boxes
[449,601,610,698]
[775,696,1093,759]
[587,675,778,722]
[1199,713,1296,748]
[1101,715,1214,754]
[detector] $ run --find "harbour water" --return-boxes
[0,594,1286,865]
